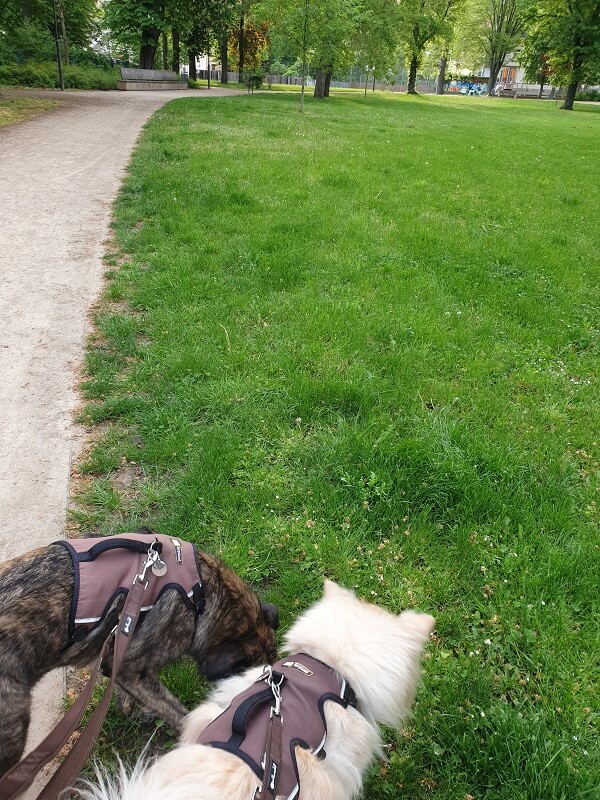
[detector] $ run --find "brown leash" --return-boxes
[257,669,284,800]
[0,557,154,800]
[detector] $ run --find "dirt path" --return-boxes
[0,86,239,794]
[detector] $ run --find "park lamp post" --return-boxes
[52,0,64,90]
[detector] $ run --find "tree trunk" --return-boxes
[238,9,245,80]
[172,29,180,73]
[299,0,310,111]
[188,52,197,80]
[324,69,332,97]
[57,1,69,64]
[407,55,418,93]
[436,55,447,95]
[207,34,211,89]
[220,33,228,83]
[538,77,545,98]
[314,68,327,98]
[561,81,578,110]
[161,31,168,70]
[140,28,160,69]
[487,60,503,96]
[562,50,583,110]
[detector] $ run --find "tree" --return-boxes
[310,0,358,97]
[519,29,552,95]
[0,17,55,63]
[353,0,401,93]
[481,0,522,93]
[253,0,313,106]
[0,0,96,64]
[399,0,460,93]
[448,0,490,76]
[171,0,238,81]
[228,16,268,73]
[521,0,600,109]
[104,0,164,68]
[253,0,360,99]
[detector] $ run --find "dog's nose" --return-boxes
[261,601,279,630]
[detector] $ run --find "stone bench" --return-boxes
[117,67,187,91]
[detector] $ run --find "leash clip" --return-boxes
[133,542,160,587]
[266,667,284,718]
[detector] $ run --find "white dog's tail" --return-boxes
[74,753,149,800]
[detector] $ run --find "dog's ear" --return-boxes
[261,601,279,630]
[323,579,354,599]
[397,610,436,641]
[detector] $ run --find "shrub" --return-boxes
[241,68,263,93]
[0,64,55,87]
[0,62,119,90]
[68,48,115,71]
[575,88,600,102]
[62,65,119,90]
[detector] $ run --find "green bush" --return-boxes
[575,88,600,101]
[241,68,264,93]
[68,48,115,70]
[0,62,119,89]
[63,64,119,90]
[0,64,55,87]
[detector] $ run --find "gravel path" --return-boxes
[0,86,239,794]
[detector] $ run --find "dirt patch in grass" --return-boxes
[0,96,60,126]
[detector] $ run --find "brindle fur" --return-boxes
[0,534,277,777]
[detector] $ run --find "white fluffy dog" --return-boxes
[79,581,434,800]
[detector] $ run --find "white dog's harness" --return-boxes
[197,653,357,800]
[54,532,205,642]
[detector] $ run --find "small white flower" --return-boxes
[484,638,491,645]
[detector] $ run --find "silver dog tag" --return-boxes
[151,556,167,577]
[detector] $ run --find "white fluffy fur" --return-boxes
[77,581,434,800]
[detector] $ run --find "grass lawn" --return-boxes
[0,96,59,125]
[76,92,599,799]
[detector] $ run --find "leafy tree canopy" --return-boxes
[0,0,97,63]
[520,0,600,87]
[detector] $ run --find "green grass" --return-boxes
[77,93,600,798]
[0,96,59,125]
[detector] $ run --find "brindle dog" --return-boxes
[0,530,278,777]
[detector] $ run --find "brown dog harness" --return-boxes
[54,532,205,642]
[197,653,357,800]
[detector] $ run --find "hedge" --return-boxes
[0,63,119,90]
